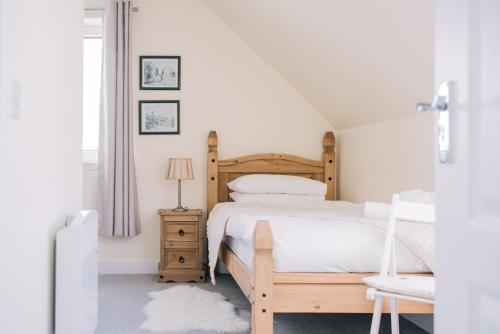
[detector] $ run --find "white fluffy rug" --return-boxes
[140,285,250,333]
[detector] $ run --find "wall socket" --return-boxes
[10,78,21,119]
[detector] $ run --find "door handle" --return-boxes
[416,81,452,164]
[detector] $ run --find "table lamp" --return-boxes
[166,158,194,212]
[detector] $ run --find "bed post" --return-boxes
[207,131,219,214]
[252,220,274,334]
[323,131,336,200]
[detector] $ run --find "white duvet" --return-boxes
[207,201,435,284]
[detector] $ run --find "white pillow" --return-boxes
[227,174,327,196]
[229,192,325,204]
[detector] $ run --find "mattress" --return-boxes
[223,213,429,273]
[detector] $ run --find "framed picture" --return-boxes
[139,100,180,135]
[140,56,181,90]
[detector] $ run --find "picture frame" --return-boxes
[140,56,181,90]
[139,100,180,135]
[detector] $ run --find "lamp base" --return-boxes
[171,206,188,212]
[172,180,188,212]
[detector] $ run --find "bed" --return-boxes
[206,131,433,333]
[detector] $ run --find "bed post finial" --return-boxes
[323,131,335,153]
[207,131,219,214]
[323,131,336,200]
[208,131,218,152]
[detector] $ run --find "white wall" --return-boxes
[338,113,435,203]
[84,0,333,270]
[204,0,435,129]
[204,0,436,204]
[0,0,83,332]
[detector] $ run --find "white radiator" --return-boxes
[55,210,98,334]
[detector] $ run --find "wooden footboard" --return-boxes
[219,220,433,334]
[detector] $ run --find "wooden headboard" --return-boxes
[207,131,336,213]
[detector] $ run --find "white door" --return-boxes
[435,0,500,333]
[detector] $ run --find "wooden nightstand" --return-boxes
[157,209,206,282]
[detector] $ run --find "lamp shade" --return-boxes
[166,158,194,180]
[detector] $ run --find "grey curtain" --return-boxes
[98,0,140,236]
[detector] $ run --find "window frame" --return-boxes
[83,11,103,170]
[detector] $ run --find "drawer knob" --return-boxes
[178,256,185,264]
[178,229,185,237]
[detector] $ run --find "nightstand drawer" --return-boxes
[165,224,197,241]
[165,249,198,269]
[164,241,198,249]
[164,215,199,222]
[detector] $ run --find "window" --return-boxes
[83,14,102,168]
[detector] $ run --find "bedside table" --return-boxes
[157,209,206,282]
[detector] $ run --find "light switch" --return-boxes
[10,78,21,119]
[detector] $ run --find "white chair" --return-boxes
[363,194,435,334]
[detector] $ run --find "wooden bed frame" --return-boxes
[206,131,432,333]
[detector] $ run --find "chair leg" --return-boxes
[390,297,400,334]
[370,296,384,334]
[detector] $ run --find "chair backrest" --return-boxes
[379,194,436,276]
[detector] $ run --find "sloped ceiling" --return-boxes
[204,0,434,129]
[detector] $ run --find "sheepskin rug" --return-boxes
[140,285,250,333]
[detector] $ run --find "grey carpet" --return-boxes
[96,274,429,334]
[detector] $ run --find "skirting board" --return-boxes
[99,260,158,274]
